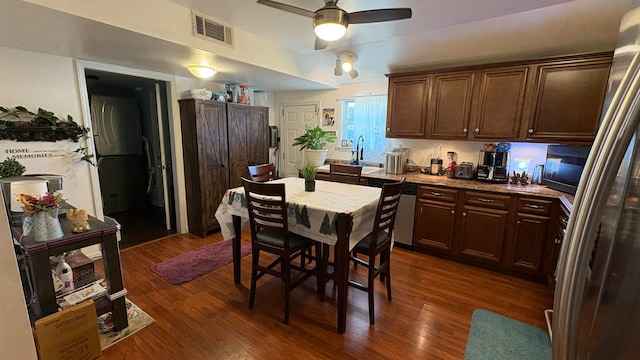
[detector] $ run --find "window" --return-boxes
[340,94,388,155]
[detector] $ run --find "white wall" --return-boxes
[275,81,549,172]
[0,44,226,355]
[0,195,38,359]
[0,46,96,211]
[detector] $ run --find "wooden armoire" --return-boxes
[178,99,269,237]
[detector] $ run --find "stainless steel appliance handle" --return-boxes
[553,52,640,359]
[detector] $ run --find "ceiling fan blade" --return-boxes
[348,8,412,24]
[256,0,314,18]
[314,37,328,50]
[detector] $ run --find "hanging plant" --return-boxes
[0,106,95,166]
[0,158,26,177]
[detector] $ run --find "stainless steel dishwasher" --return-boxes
[367,178,416,247]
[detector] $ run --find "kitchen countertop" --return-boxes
[317,164,575,209]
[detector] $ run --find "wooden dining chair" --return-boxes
[329,163,362,185]
[348,177,405,325]
[241,178,318,324]
[247,163,276,182]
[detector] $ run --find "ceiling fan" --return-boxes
[256,0,412,50]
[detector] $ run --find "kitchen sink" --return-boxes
[317,164,384,175]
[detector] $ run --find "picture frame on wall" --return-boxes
[322,108,335,126]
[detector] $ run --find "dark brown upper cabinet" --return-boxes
[386,75,430,138]
[525,55,612,142]
[471,66,530,140]
[386,52,612,144]
[427,71,475,139]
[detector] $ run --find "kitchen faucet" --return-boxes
[354,136,365,165]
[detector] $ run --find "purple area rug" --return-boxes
[150,240,251,285]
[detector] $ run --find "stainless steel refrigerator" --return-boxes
[553,1,640,358]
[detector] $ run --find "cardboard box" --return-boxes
[33,300,101,360]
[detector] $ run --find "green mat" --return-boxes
[464,309,551,360]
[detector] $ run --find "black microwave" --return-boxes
[542,145,591,195]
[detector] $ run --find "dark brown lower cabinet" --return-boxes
[546,202,570,288]
[414,199,457,252]
[414,186,459,252]
[458,205,509,264]
[507,213,549,273]
[413,186,559,283]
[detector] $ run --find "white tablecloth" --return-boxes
[214,177,382,251]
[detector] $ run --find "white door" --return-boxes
[281,103,319,177]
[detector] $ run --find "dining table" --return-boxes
[214,176,382,333]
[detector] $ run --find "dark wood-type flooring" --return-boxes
[108,206,175,249]
[101,230,553,359]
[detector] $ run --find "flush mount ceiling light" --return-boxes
[334,51,358,80]
[187,63,217,79]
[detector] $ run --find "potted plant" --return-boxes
[0,158,26,178]
[292,125,336,166]
[300,164,317,192]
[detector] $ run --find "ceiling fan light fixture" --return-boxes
[341,59,353,72]
[314,22,347,41]
[313,8,348,41]
[334,59,343,76]
[187,63,217,79]
[334,51,358,80]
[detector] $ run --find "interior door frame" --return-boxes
[280,101,320,177]
[75,60,188,234]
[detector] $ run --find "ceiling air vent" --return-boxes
[192,11,233,47]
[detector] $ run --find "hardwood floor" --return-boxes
[108,205,175,249]
[101,230,553,359]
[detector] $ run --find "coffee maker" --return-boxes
[476,151,509,183]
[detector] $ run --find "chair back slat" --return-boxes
[369,178,405,249]
[330,164,362,185]
[242,178,288,235]
[248,163,276,182]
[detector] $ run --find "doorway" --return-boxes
[84,70,176,248]
[281,103,319,177]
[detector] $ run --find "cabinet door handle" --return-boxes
[463,128,468,133]
[525,204,543,209]
[451,210,455,215]
[478,198,494,203]
[561,218,568,226]
[517,220,521,225]
[555,237,561,244]
[387,127,391,131]
[562,229,567,236]
[462,212,467,217]
[474,128,480,133]
[528,128,534,134]
[431,192,443,196]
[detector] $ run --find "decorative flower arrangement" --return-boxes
[18,191,64,216]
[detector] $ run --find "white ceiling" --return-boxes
[0,0,633,91]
